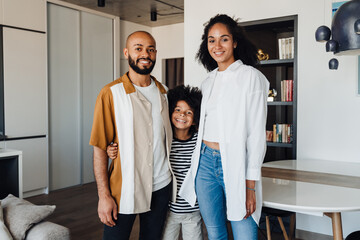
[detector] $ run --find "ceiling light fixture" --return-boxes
[155,0,184,11]
[150,0,184,21]
[151,11,157,21]
[98,0,105,7]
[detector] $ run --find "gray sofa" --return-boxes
[1,194,70,240]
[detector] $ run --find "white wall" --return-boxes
[119,21,184,83]
[152,23,184,83]
[184,0,360,237]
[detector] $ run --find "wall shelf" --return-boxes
[260,59,294,66]
[243,15,298,162]
[267,101,293,106]
[267,142,293,148]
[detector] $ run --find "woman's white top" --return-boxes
[203,71,224,142]
[179,60,269,223]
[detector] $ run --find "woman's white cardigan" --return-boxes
[179,60,269,223]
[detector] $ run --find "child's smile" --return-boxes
[175,118,187,123]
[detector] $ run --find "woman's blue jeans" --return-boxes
[195,142,258,240]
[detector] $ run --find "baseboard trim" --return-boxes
[23,188,48,198]
[296,229,333,240]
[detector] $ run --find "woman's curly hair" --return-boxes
[167,85,202,135]
[196,14,258,72]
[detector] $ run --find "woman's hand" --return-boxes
[107,143,118,160]
[244,180,256,219]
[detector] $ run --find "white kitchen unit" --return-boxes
[0,0,48,198]
[0,0,46,32]
[5,139,47,198]
[0,148,23,199]
[3,28,47,138]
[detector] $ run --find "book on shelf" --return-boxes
[271,124,293,143]
[285,38,290,59]
[280,79,293,102]
[278,38,283,60]
[291,37,294,58]
[278,37,294,59]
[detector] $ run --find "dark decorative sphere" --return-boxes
[332,0,360,55]
[315,25,331,42]
[329,58,339,70]
[355,19,360,34]
[346,231,360,240]
[326,39,338,52]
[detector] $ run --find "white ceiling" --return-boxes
[59,0,184,27]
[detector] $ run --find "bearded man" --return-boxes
[90,31,176,240]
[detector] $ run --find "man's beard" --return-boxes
[128,55,156,75]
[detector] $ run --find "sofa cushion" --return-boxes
[0,201,13,240]
[26,221,70,240]
[1,194,55,240]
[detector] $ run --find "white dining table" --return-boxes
[262,159,360,240]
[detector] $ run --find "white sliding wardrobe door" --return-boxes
[80,12,113,183]
[48,4,81,190]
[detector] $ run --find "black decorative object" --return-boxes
[326,39,338,52]
[315,0,360,69]
[315,25,331,42]
[329,58,339,70]
[355,19,360,34]
[331,0,360,55]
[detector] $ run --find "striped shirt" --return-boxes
[169,133,199,213]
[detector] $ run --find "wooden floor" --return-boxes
[26,183,103,240]
[26,182,300,240]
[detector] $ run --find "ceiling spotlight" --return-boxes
[98,0,105,7]
[151,11,157,21]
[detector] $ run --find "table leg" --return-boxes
[277,217,289,240]
[325,212,343,240]
[289,213,296,240]
[265,216,271,240]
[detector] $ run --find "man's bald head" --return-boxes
[123,31,157,76]
[126,31,156,49]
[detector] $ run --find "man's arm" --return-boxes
[93,146,118,227]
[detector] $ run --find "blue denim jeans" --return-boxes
[195,142,258,240]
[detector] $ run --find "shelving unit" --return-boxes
[242,15,298,163]
[0,149,22,199]
[242,16,298,235]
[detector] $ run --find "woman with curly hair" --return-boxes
[179,14,269,239]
